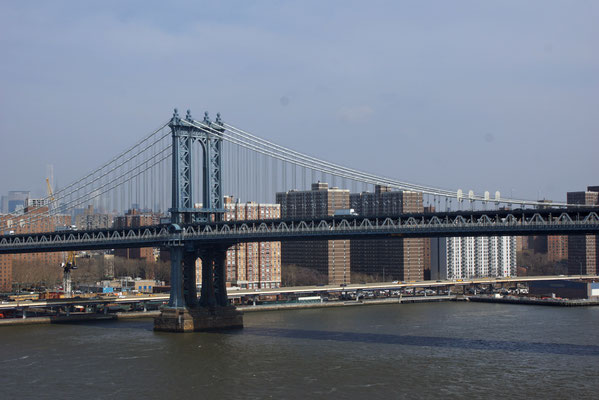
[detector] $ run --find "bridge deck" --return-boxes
[1,208,598,254]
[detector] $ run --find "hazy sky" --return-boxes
[0,1,597,203]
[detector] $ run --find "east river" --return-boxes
[1,302,598,399]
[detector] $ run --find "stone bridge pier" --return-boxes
[154,243,243,332]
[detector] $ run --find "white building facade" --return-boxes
[432,236,517,280]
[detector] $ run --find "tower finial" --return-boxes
[186,109,192,121]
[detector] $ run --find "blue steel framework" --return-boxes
[170,109,225,225]
[168,109,227,309]
[1,209,598,254]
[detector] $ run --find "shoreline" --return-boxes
[0,295,461,326]
[1,294,597,326]
[469,296,599,307]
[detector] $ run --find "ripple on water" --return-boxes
[0,303,597,399]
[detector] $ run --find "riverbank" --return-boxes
[469,295,599,307]
[239,294,464,312]
[0,295,462,326]
[12,294,596,326]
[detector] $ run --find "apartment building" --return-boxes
[221,198,281,289]
[276,182,351,285]
[0,205,70,292]
[350,185,424,281]
[567,189,598,275]
[113,209,161,261]
[431,236,517,280]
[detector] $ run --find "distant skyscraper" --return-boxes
[350,185,424,281]
[4,191,30,213]
[0,195,7,214]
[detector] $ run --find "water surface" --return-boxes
[1,302,597,399]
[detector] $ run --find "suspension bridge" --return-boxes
[1,108,598,331]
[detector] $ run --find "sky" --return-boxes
[0,0,597,203]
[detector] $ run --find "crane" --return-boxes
[46,177,55,204]
[47,177,78,297]
[61,251,77,298]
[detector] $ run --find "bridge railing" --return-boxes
[1,212,598,253]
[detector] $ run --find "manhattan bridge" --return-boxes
[1,109,597,331]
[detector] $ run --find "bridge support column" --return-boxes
[167,245,186,308]
[154,244,242,332]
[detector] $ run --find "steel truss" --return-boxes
[170,109,225,225]
[1,209,598,255]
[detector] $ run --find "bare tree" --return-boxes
[282,264,327,286]
[12,260,61,291]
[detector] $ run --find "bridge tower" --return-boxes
[154,109,242,332]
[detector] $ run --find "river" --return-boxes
[1,302,598,399]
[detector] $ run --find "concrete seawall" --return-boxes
[469,296,599,307]
[0,296,461,326]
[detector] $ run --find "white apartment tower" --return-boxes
[432,236,516,280]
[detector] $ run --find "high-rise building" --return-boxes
[26,198,49,209]
[0,205,70,292]
[567,189,598,275]
[114,209,161,261]
[276,182,351,285]
[422,206,435,280]
[2,191,30,213]
[589,186,599,272]
[350,185,424,281]
[161,198,282,289]
[431,236,517,280]
[547,235,568,263]
[220,198,281,289]
[75,205,113,231]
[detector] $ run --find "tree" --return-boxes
[12,260,61,291]
[281,264,327,286]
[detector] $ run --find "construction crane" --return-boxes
[46,178,55,204]
[46,177,57,226]
[61,251,77,298]
[48,178,78,297]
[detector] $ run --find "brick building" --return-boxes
[276,182,351,285]
[567,188,599,275]
[350,185,425,281]
[113,209,161,261]
[219,197,281,289]
[547,235,568,263]
[422,205,435,279]
[160,199,281,289]
[0,205,70,292]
